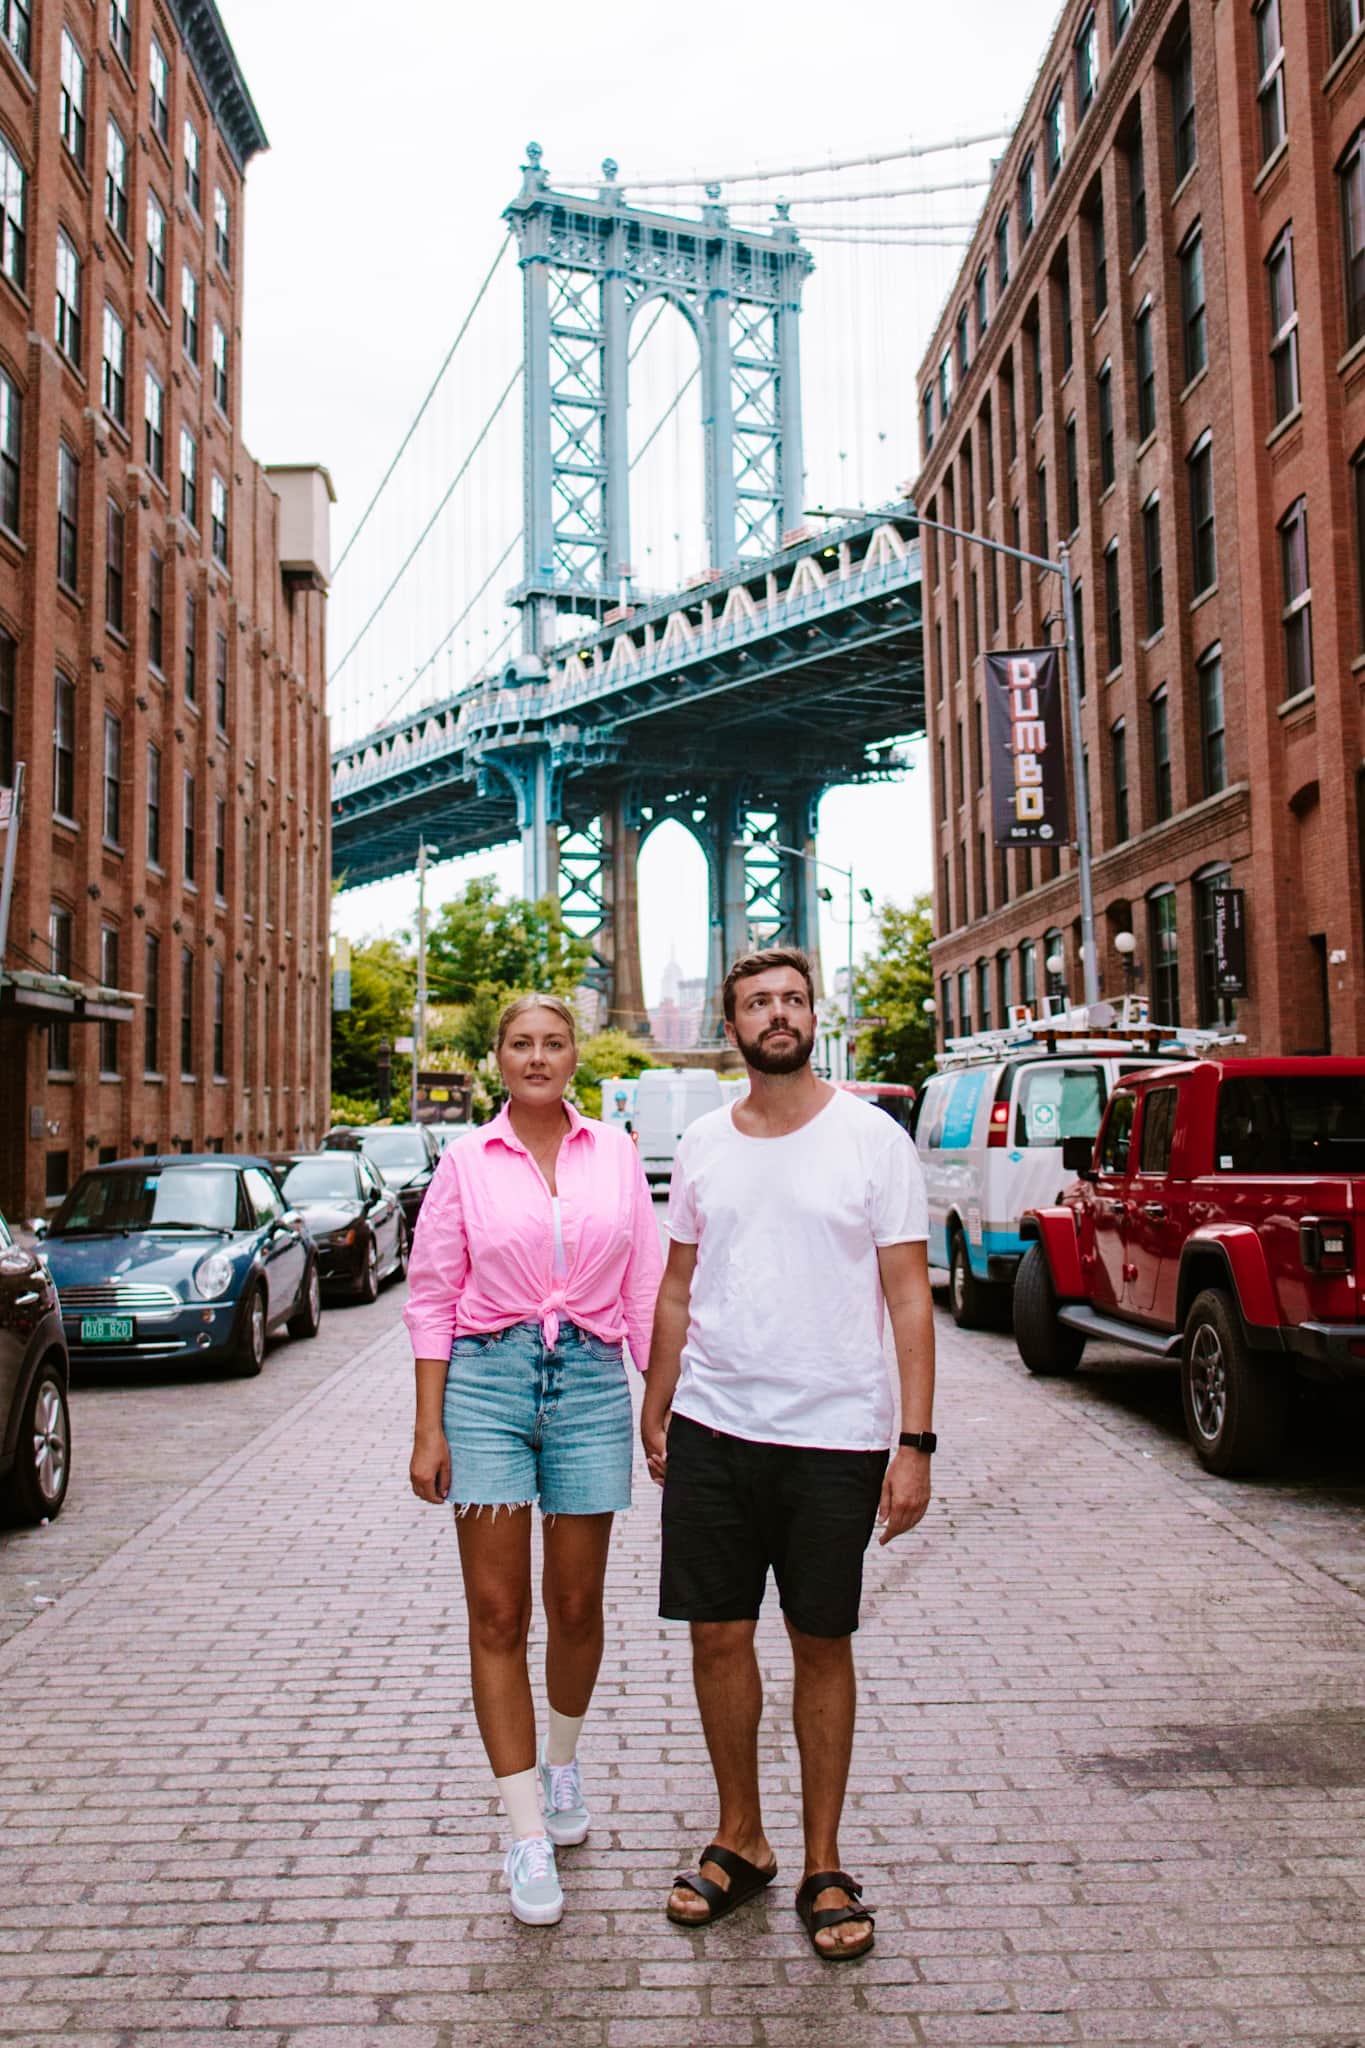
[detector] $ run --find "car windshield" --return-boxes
[282,1158,360,1202]
[1215,1076,1365,1174]
[361,1131,427,1169]
[1013,1065,1107,1148]
[52,1166,240,1235]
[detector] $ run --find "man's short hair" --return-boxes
[722,946,815,1023]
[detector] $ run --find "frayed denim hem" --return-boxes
[451,1498,536,1522]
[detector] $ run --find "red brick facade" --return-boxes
[0,1,332,1220]
[914,0,1365,1055]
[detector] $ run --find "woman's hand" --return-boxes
[640,1399,670,1487]
[410,1427,451,1505]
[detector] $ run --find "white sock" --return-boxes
[545,1707,585,1767]
[496,1767,545,1840]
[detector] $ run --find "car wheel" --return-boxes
[233,1287,267,1377]
[948,1226,995,1330]
[287,1261,322,1341]
[357,1236,380,1305]
[1181,1287,1290,1477]
[1012,1243,1084,1376]
[4,1364,71,1524]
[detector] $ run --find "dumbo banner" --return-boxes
[985,647,1071,849]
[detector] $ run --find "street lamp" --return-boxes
[1114,929,1140,999]
[736,837,863,1077]
[1045,949,1066,1012]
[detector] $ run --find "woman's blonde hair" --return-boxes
[494,992,578,1055]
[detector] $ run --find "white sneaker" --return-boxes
[503,1832,563,1925]
[538,1741,590,1847]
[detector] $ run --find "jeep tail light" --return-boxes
[987,1103,1010,1150]
[1300,1218,1353,1273]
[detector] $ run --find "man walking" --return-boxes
[641,946,935,1961]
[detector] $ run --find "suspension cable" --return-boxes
[556,129,1012,193]
[329,367,522,684]
[332,236,512,579]
[799,231,974,248]
[381,531,523,723]
[630,366,699,471]
[723,173,993,207]
[778,215,984,233]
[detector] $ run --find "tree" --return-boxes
[330,935,415,1101]
[425,876,591,1005]
[572,1029,658,1119]
[854,895,937,1094]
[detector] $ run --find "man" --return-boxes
[641,946,935,1962]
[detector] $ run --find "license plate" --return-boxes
[80,1315,134,1344]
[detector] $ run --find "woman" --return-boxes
[406,994,661,1926]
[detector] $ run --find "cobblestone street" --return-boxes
[2,1269,1364,2046]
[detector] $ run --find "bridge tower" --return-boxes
[499,145,822,1033]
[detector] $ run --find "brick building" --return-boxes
[0,0,333,1221]
[914,0,1365,1054]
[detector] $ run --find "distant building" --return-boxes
[914,0,1365,1053]
[649,952,706,1047]
[0,2,333,1218]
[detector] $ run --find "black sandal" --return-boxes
[795,1869,876,1961]
[666,1842,778,1927]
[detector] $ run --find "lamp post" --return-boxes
[736,838,866,1077]
[1044,948,1066,1012]
[922,993,938,1051]
[1114,929,1140,1000]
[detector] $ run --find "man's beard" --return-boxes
[735,1019,815,1075]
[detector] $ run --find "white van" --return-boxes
[635,1068,724,1187]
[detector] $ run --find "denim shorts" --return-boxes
[442,1319,632,1517]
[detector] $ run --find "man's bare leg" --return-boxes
[668,1619,776,1921]
[788,1622,874,1955]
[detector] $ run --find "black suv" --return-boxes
[0,1210,71,1523]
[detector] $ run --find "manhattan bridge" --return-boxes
[328,137,1007,1030]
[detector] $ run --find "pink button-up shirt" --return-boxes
[402,1101,662,1371]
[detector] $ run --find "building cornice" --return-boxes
[170,0,269,173]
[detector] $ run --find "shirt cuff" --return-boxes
[404,1316,456,1360]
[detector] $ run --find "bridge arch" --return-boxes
[627,294,706,597]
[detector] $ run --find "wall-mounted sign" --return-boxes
[1212,886,1247,995]
[985,648,1071,848]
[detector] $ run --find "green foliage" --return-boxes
[425,875,591,1006]
[329,1092,380,1127]
[854,894,938,1095]
[330,936,415,1102]
[571,1030,658,1120]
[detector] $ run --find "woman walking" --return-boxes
[406,995,661,1925]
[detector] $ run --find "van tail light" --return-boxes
[1300,1218,1353,1273]
[987,1103,1010,1150]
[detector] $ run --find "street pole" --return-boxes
[737,834,858,1076]
[845,869,856,1080]
[0,761,23,979]
[413,839,427,1123]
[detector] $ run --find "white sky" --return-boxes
[225,0,1061,1004]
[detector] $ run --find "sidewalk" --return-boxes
[1,1307,1363,2047]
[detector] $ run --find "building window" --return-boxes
[1142,494,1163,636]
[109,0,131,66]
[0,631,11,786]
[1332,0,1365,53]
[1058,257,1073,374]
[1019,938,1038,1010]
[1135,301,1156,439]
[214,791,226,898]
[105,116,129,244]
[920,388,934,457]
[181,265,199,364]
[99,925,119,1073]
[1097,360,1114,488]
[56,442,78,591]
[1090,202,1107,318]
[1072,578,1085,694]
[101,303,126,425]
[212,322,229,414]
[102,709,121,843]
[1104,540,1121,671]
[997,950,1013,1020]
[213,959,225,1078]
[0,131,24,291]
[183,769,196,883]
[147,191,167,305]
[1255,0,1286,164]
[956,303,970,380]
[938,348,953,421]
[1196,867,1235,1026]
[977,958,992,1032]
[1075,9,1098,116]
[1179,226,1206,384]
[939,974,952,1041]
[1198,643,1226,796]
[1045,86,1065,185]
[1279,495,1313,699]
[59,30,86,169]
[975,260,988,339]
[144,368,165,482]
[149,34,169,144]
[0,367,20,536]
[1188,432,1216,594]
[105,496,125,634]
[1127,120,1146,256]
[1267,228,1300,421]
[214,186,231,271]
[1028,313,1043,419]
[148,547,164,670]
[51,673,75,820]
[144,931,160,1071]
[1036,461,1049,564]
[55,231,82,365]
[184,120,202,215]
[180,946,194,1076]
[215,629,228,730]
[1355,449,1365,650]
[980,399,994,501]
[1342,127,1365,348]
[1171,30,1196,182]
[1010,501,1022,603]
[180,428,197,528]
[146,740,161,865]
[995,209,1009,293]
[210,474,228,566]
[48,905,72,1072]
[1148,887,1179,1025]
[1151,686,1172,820]
[957,967,971,1039]
[1111,718,1129,842]
[1064,415,1079,534]
[1113,0,1133,41]
[184,591,198,703]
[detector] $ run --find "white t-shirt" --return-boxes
[665,1087,929,1451]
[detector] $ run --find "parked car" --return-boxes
[634,1069,723,1187]
[43,1156,322,1378]
[323,1124,441,1230]
[1013,1057,1365,1475]
[428,1122,473,1154]
[0,1208,71,1523]
[276,1151,407,1301]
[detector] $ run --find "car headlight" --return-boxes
[321,1224,359,1248]
[193,1251,235,1300]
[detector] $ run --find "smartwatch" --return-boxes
[898,1431,937,1453]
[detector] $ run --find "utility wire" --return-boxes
[332,235,512,579]
[329,366,522,684]
[557,129,1012,193]
[382,532,523,724]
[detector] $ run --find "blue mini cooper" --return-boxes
[44,1156,322,1376]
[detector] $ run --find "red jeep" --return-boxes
[1013,1058,1365,1475]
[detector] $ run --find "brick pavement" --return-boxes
[1,1292,1364,2047]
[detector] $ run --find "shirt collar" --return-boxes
[480,1098,593,1155]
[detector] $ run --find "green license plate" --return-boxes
[80,1315,134,1344]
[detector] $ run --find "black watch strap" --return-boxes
[898,1430,937,1453]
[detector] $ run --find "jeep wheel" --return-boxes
[1012,1243,1084,1376]
[949,1228,995,1330]
[1181,1287,1290,1477]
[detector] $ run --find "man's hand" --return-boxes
[410,1427,451,1505]
[876,1447,931,1544]
[640,1401,670,1486]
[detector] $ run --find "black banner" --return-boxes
[1212,886,1247,995]
[985,648,1071,848]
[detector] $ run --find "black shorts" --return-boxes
[659,1413,889,1639]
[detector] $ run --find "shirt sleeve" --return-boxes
[868,1124,930,1245]
[401,1145,470,1361]
[664,1131,700,1245]
[619,1142,664,1373]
